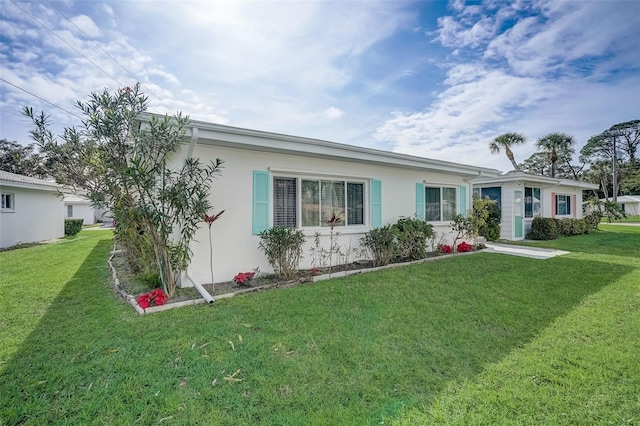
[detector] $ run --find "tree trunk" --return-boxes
[506,148,520,172]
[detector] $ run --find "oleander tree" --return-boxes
[25,83,223,297]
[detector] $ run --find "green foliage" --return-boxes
[536,132,577,179]
[391,216,434,261]
[528,217,559,240]
[64,218,84,236]
[479,198,501,241]
[258,226,305,279]
[489,132,526,171]
[0,139,50,178]
[25,84,224,298]
[360,225,395,266]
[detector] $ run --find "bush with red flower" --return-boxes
[136,288,167,309]
[233,272,256,287]
[456,241,473,253]
[438,244,453,254]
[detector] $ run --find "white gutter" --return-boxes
[184,270,215,304]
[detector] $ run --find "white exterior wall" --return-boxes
[0,186,65,248]
[65,202,95,225]
[180,143,472,285]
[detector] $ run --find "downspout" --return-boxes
[184,126,216,304]
[184,270,215,305]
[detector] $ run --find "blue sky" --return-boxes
[1,0,638,172]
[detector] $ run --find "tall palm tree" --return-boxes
[536,133,575,178]
[489,133,526,172]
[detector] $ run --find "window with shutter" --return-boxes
[273,178,297,227]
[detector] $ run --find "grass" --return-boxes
[1,227,639,424]
[605,214,640,223]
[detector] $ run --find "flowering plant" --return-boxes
[233,271,256,286]
[438,244,452,254]
[456,241,473,253]
[311,268,319,276]
[136,288,167,309]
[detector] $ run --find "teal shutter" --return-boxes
[416,183,425,220]
[252,171,270,235]
[459,185,467,217]
[371,179,382,228]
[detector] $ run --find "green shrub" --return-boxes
[392,217,434,261]
[584,211,601,230]
[528,217,559,240]
[258,227,305,279]
[360,225,395,266]
[479,199,501,241]
[64,218,84,236]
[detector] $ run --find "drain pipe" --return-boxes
[181,125,215,305]
[184,270,215,304]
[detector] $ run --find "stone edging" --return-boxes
[108,248,484,315]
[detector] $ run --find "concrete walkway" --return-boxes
[484,242,570,260]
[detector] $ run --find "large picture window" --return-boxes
[274,177,365,228]
[525,187,541,218]
[425,186,457,221]
[555,194,572,216]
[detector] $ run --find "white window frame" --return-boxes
[273,175,369,231]
[1,192,15,211]
[555,194,572,216]
[425,185,457,222]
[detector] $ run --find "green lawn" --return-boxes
[1,227,638,425]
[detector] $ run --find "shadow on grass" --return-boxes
[0,242,635,424]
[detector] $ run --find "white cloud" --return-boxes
[63,14,101,38]
[324,107,344,119]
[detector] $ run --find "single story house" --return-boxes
[600,195,640,216]
[0,170,66,248]
[470,172,598,240]
[63,194,96,225]
[135,117,597,285]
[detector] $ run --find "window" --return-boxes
[274,177,365,228]
[425,186,457,221]
[524,187,541,218]
[67,205,74,218]
[480,187,502,208]
[1,193,15,210]
[555,194,572,216]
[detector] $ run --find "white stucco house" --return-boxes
[599,195,640,216]
[0,171,66,248]
[471,173,598,240]
[63,194,96,225]
[135,117,597,286]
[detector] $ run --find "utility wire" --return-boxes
[45,0,167,114]
[0,77,84,120]
[9,0,125,88]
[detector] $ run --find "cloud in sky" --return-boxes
[0,0,638,173]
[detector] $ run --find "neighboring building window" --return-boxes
[556,194,572,216]
[67,205,74,218]
[1,193,15,210]
[274,177,365,228]
[524,187,541,218]
[621,203,625,213]
[425,186,457,221]
[480,187,502,208]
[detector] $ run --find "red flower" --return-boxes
[456,242,473,253]
[204,210,225,228]
[233,272,255,286]
[439,244,452,254]
[136,288,166,309]
[311,268,319,276]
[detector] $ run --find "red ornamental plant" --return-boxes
[439,244,452,254]
[233,272,255,286]
[311,268,319,276]
[456,241,473,253]
[136,288,167,309]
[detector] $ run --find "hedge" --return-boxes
[528,216,591,240]
[64,218,84,236]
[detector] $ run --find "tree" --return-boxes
[580,120,640,165]
[536,132,575,178]
[0,139,49,178]
[583,160,612,199]
[25,84,224,298]
[520,148,584,180]
[489,132,526,172]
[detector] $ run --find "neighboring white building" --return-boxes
[0,171,66,248]
[600,195,640,216]
[471,173,599,240]
[63,194,96,225]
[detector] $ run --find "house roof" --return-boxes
[0,170,67,192]
[63,194,92,204]
[138,113,503,177]
[469,172,599,190]
[600,195,640,203]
